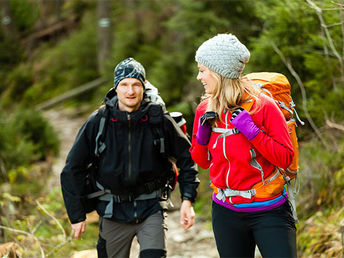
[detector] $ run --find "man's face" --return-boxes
[116,78,144,112]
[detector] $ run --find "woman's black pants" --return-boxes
[212,201,297,258]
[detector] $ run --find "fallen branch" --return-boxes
[36,200,66,240]
[326,119,344,131]
[22,18,78,45]
[46,232,72,257]
[0,225,45,258]
[0,242,19,258]
[36,77,109,110]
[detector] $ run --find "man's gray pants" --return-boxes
[97,211,167,258]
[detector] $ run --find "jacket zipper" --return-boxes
[127,114,138,223]
[127,113,132,183]
[223,110,231,188]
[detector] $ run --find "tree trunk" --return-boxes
[97,0,112,74]
[0,0,18,38]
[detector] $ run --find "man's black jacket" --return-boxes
[60,88,199,224]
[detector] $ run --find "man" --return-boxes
[60,57,199,258]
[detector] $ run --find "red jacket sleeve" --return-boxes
[189,101,212,169]
[250,95,294,169]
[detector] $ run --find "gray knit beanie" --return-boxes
[195,33,250,79]
[114,57,146,89]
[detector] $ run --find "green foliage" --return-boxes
[297,132,344,218]
[0,108,59,182]
[10,0,40,33]
[1,0,261,111]
[0,63,34,107]
[193,168,213,221]
[111,0,259,109]
[0,32,23,82]
[150,0,230,105]
[62,0,95,19]
[248,0,318,81]
[0,113,36,181]
[0,0,36,92]
[248,0,344,131]
[298,208,343,257]
[0,167,59,251]
[334,167,344,188]
[23,11,98,105]
[0,186,99,257]
[14,108,60,160]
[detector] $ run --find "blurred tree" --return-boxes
[1,0,18,38]
[97,0,112,74]
[36,0,63,28]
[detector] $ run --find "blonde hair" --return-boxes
[203,69,261,123]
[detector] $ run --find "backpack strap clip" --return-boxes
[216,187,257,202]
[153,137,165,153]
[212,127,240,149]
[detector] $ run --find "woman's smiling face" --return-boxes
[196,63,217,95]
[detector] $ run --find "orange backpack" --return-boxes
[242,73,303,222]
[244,72,303,182]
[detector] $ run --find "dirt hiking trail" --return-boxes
[45,108,218,258]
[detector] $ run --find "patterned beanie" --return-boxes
[114,57,146,89]
[195,33,250,79]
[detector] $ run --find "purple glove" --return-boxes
[230,107,260,140]
[196,112,218,145]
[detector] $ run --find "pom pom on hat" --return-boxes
[114,57,146,89]
[195,33,250,79]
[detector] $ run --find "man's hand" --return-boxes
[180,200,195,230]
[71,221,86,240]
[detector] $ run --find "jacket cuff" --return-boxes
[69,215,86,225]
[249,130,264,145]
[182,192,195,203]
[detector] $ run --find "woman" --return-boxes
[190,33,297,257]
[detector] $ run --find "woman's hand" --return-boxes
[231,107,260,140]
[196,111,218,145]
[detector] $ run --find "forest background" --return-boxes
[0,0,343,257]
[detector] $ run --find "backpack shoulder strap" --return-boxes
[147,105,178,196]
[148,104,166,154]
[241,92,255,112]
[94,105,110,157]
[148,104,164,124]
[241,99,254,112]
